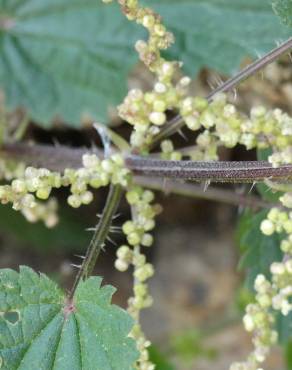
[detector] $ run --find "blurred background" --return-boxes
[1,1,292,369]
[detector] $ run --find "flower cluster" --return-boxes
[102,0,198,150]
[0,0,289,369]
[120,77,194,150]
[22,198,59,228]
[67,153,130,207]
[0,152,130,224]
[230,260,292,370]
[229,203,292,369]
[115,186,161,370]
[178,93,292,165]
[160,139,182,160]
[100,4,176,368]
[226,110,292,369]
[230,263,291,370]
[0,158,59,226]
[103,1,292,369]
[102,0,174,74]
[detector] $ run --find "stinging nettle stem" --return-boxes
[69,184,123,299]
[207,37,292,100]
[2,142,292,183]
[126,155,292,183]
[150,37,292,147]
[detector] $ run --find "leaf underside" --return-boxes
[0,266,138,370]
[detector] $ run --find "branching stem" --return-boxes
[150,37,292,147]
[126,155,292,183]
[3,40,292,295]
[2,142,292,183]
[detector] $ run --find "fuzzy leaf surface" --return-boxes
[0,266,138,370]
[273,0,292,27]
[0,0,291,127]
[0,0,138,127]
[146,0,292,75]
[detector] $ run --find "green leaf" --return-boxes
[0,266,138,370]
[146,0,292,75]
[0,0,291,127]
[276,311,292,345]
[170,329,216,364]
[237,210,284,291]
[0,0,139,128]
[0,204,89,252]
[148,346,176,370]
[272,0,292,27]
[285,340,292,369]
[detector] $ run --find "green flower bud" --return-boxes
[260,219,275,236]
[115,259,129,272]
[149,112,166,126]
[122,221,136,235]
[134,263,154,282]
[36,187,51,200]
[127,232,141,246]
[67,194,82,208]
[141,233,153,247]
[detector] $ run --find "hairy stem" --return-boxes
[2,142,292,183]
[150,38,292,147]
[207,38,292,100]
[2,142,277,207]
[126,155,292,183]
[69,184,123,299]
[134,176,276,209]
[0,143,99,171]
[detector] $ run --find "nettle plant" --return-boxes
[1,0,292,369]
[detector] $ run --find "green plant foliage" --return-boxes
[277,312,292,345]
[0,204,89,252]
[235,286,255,313]
[277,313,292,345]
[285,340,292,369]
[273,0,292,27]
[148,346,176,370]
[0,0,138,128]
[170,329,216,364]
[237,210,284,291]
[0,0,291,127]
[237,211,292,345]
[0,266,138,370]
[146,0,292,75]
